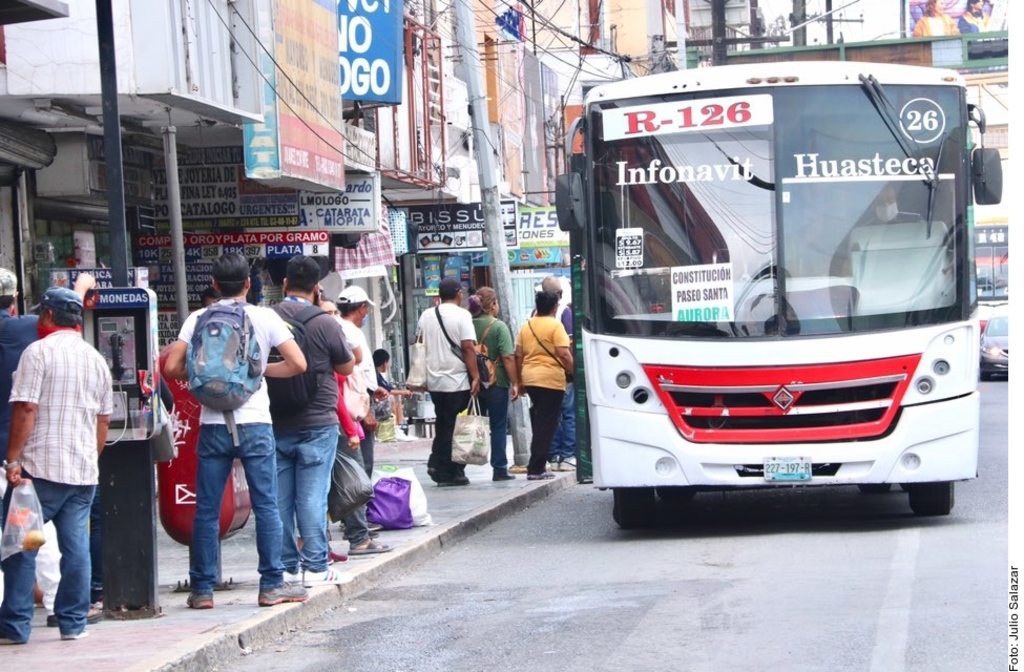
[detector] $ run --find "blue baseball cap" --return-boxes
[37,286,84,315]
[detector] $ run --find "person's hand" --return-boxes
[73,272,97,294]
[347,435,361,449]
[373,388,389,402]
[5,463,22,487]
[470,377,480,398]
[362,414,378,431]
[509,385,520,402]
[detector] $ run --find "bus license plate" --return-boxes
[764,457,812,482]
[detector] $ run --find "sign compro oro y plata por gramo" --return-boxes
[133,231,330,307]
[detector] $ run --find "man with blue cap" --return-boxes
[0,284,112,645]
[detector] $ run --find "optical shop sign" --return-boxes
[133,231,330,264]
[407,201,518,252]
[298,174,380,231]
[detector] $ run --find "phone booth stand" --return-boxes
[83,287,162,618]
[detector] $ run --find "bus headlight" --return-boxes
[615,372,633,389]
[932,359,950,375]
[916,377,935,395]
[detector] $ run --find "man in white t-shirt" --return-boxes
[164,253,308,610]
[336,285,392,556]
[416,277,479,486]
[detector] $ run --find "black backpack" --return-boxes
[266,304,330,416]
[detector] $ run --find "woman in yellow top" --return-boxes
[912,0,959,36]
[515,290,573,480]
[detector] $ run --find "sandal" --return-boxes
[349,540,393,556]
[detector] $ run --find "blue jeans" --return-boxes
[191,423,284,593]
[550,382,576,460]
[275,424,338,574]
[479,384,510,471]
[0,475,95,642]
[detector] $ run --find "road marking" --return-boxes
[869,527,920,671]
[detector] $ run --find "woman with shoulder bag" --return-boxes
[469,288,521,481]
[515,290,573,480]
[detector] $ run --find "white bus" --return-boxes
[555,62,1003,527]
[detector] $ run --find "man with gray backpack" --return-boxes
[266,256,354,587]
[163,253,308,609]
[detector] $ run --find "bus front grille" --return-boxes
[642,355,920,444]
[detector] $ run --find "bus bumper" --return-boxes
[588,391,980,489]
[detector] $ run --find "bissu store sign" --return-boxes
[338,0,403,104]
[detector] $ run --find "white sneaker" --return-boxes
[395,429,415,442]
[302,567,352,588]
[283,571,301,584]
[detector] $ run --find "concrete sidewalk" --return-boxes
[1,439,576,671]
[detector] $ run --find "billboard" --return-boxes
[906,0,1007,37]
[338,0,404,104]
[245,0,346,191]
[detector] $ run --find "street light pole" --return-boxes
[96,0,128,286]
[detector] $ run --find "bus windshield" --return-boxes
[588,84,966,338]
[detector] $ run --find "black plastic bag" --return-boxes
[328,449,373,522]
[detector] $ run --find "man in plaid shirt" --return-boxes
[1,287,113,644]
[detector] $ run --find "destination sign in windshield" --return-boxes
[602,94,773,141]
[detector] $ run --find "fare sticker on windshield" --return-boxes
[603,94,773,141]
[615,228,644,269]
[671,263,735,322]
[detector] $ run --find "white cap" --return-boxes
[337,285,375,307]
[0,268,16,297]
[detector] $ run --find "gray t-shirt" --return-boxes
[272,300,353,429]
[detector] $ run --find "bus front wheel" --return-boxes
[612,488,657,529]
[907,482,954,516]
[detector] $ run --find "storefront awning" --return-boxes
[0,0,68,25]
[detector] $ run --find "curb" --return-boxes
[137,473,575,672]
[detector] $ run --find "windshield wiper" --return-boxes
[859,73,941,238]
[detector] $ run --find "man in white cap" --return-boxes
[336,285,390,555]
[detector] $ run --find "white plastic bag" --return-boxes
[452,398,490,466]
[374,465,432,527]
[1,480,46,561]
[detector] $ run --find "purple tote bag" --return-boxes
[366,477,414,530]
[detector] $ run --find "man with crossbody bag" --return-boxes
[415,278,479,486]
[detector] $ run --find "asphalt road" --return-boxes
[219,381,1010,672]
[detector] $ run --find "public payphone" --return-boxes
[82,287,162,616]
[84,287,163,437]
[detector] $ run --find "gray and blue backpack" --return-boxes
[186,301,262,445]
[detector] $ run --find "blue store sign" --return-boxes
[338,0,404,104]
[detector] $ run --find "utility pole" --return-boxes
[712,0,727,65]
[161,126,189,324]
[453,0,531,465]
[96,0,128,285]
[792,0,807,47]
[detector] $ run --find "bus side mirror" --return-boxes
[972,147,1002,206]
[555,173,584,232]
